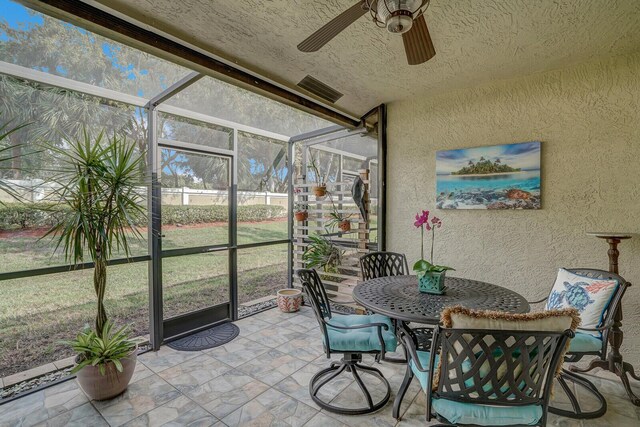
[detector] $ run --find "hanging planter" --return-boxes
[338,219,351,232]
[294,202,308,221]
[312,184,327,198]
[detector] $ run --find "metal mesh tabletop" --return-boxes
[353,275,530,323]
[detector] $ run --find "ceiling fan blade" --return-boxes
[403,14,436,65]
[298,1,368,52]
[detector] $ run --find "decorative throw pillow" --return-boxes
[546,268,618,337]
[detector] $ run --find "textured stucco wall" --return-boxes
[387,53,640,365]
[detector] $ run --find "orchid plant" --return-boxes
[413,209,454,277]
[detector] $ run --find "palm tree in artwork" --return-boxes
[468,160,474,166]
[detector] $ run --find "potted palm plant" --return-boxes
[46,130,146,400]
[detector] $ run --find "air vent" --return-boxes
[297,75,343,103]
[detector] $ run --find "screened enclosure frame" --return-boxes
[0,39,385,359]
[0,59,296,349]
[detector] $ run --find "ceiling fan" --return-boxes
[298,0,436,65]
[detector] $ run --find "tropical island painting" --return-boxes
[436,141,541,209]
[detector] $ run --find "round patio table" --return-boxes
[353,275,530,324]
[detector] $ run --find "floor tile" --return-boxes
[274,359,353,409]
[204,337,270,368]
[138,346,200,373]
[129,361,155,384]
[237,349,308,386]
[34,402,108,427]
[245,326,304,349]
[276,332,326,362]
[186,369,270,420]
[91,374,181,426]
[222,388,317,426]
[234,317,272,336]
[304,411,349,427]
[122,395,218,427]
[158,354,231,394]
[276,314,320,333]
[0,380,87,427]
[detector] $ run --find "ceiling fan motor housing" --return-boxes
[377,0,422,34]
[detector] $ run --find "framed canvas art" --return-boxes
[436,141,541,209]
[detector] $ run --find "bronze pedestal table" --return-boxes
[572,232,639,406]
[352,275,530,418]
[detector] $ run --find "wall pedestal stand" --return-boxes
[572,232,639,406]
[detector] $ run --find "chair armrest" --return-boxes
[577,320,614,333]
[323,319,389,331]
[528,296,548,305]
[401,334,430,373]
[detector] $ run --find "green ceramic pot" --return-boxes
[418,270,447,294]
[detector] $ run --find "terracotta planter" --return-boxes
[312,185,327,197]
[75,348,137,400]
[294,211,308,221]
[338,220,351,232]
[277,289,302,313]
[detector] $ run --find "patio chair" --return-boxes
[297,268,398,415]
[530,268,630,419]
[359,251,409,281]
[393,306,578,426]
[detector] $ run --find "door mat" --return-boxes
[166,322,239,351]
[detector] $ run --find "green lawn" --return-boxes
[0,221,288,378]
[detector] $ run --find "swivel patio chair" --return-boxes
[359,251,409,281]
[393,306,578,426]
[297,268,398,415]
[531,268,630,419]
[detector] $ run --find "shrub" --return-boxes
[0,203,287,230]
[0,203,70,229]
[163,204,286,224]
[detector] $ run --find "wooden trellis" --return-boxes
[292,169,373,310]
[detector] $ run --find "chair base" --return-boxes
[548,369,607,419]
[310,353,391,415]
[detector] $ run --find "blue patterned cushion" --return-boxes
[569,331,603,353]
[431,399,542,426]
[546,268,618,337]
[324,314,397,352]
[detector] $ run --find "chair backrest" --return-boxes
[297,268,332,323]
[426,326,572,415]
[360,251,409,281]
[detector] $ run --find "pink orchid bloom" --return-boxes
[431,216,442,228]
[414,210,430,228]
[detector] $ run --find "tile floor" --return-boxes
[1,306,640,426]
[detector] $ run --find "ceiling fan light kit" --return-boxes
[297,0,435,65]
[376,0,423,34]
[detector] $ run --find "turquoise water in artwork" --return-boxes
[436,170,541,209]
[437,170,541,193]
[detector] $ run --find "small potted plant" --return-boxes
[413,210,454,294]
[308,153,327,198]
[294,202,308,221]
[326,199,352,232]
[45,131,146,400]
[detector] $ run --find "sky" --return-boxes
[436,141,541,175]
[0,0,41,28]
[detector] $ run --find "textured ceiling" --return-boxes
[88,0,640,117]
